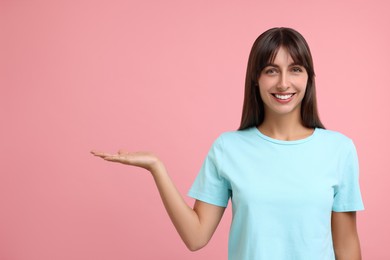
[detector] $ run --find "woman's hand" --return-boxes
[90,150,162,173]
[90,149,225,251]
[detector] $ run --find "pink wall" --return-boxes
[1,0,389,259]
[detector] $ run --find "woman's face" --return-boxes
[258,47,308,120]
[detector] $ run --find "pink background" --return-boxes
[1,0,389,259]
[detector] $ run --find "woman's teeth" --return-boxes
[274,94,294,100]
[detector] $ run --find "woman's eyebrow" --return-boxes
[264,62,303,67]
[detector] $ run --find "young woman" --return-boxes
[92,27,364,260]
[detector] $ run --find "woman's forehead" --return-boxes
[267,45,303,65]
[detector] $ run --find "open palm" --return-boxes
[91,150,161,172]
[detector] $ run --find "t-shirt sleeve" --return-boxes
[332,140,365,212]
[188,135,231,207]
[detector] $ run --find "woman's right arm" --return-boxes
[91,150,226,251]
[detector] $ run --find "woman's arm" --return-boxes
[331,211,362,260]
[91,150,225,251]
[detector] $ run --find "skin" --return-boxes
[91,47,362,258]
[332,211,362,260]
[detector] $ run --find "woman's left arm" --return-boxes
[331,211,362,260]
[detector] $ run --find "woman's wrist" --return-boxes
[149,159,166,177]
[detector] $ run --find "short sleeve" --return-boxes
[332,140,365,212]
[188,135,231,207]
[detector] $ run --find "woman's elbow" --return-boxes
[184,238,209,252]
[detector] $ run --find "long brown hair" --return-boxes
[239,27,325,130]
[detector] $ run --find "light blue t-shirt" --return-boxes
[188,127,364,260]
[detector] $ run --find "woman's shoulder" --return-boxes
[217,127,256,140]
[210,127,259,150]
[314,128,355,146]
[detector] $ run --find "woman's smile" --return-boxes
[271,93,296,103]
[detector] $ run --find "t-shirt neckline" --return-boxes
[252,127,318,145]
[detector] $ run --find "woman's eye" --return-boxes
[291,67,304,73]
[264,68,277,74]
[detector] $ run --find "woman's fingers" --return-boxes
[91,150,108,157]
[91,150,130,163]
[90,150,118,160]
[104,155,122,162]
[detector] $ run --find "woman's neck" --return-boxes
[258,115,314,141]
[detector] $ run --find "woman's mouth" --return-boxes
[271,93,295,102]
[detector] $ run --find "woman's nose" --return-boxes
[277,72,290,91]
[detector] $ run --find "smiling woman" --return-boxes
[92,27,364,260]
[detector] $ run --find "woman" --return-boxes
[92,27,364,260]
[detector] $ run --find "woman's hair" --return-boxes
[238,27,325,130]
